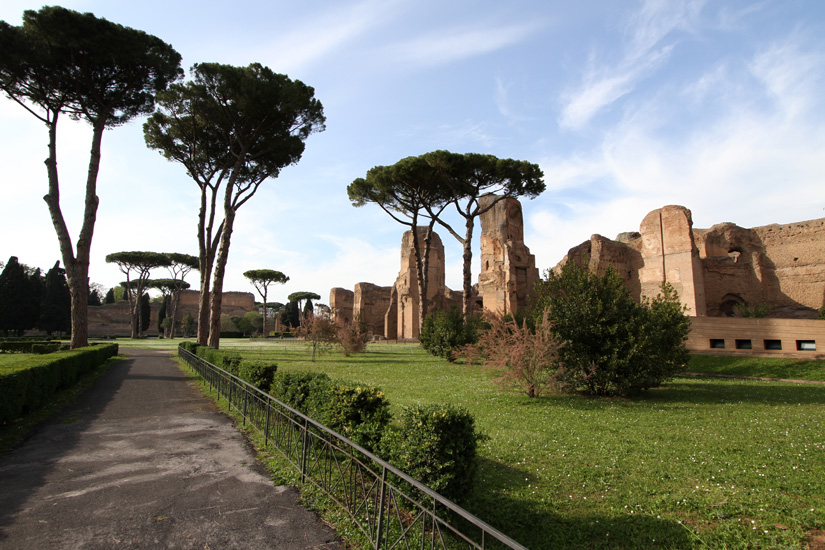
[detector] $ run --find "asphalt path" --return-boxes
[0,348,342,549]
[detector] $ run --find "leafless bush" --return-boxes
[461,311,560,398]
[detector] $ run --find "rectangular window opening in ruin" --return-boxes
[709,339,725,349]
[796,340,816,351]
[735,339,752,350]
[763,339,782,351]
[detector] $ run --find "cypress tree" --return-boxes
[38,261,71,336]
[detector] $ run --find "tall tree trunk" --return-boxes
[169,290,180,339]
[462,216,475,316]
[42,115,104,349]
[261,287,268,339]
[196,187,212,346]
[208,208,235,348]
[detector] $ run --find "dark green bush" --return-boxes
[270,370,331,412]
[378,403,480,503]
[31,343,61,354]
[317,381,391,451]
[238,360,278,393]
[0,343,118,425]
[195,346,242,375]
[534,263,690,397]
[419,308,482,361]
[0,340,54,353]
[178,341,198,354]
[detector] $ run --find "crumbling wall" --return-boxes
[477,196,539,315]
[353,283,392,336]
[391,227,447,339]
[329,287,354,324]
[559,206,825,318]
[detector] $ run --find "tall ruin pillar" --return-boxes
[478,196,539,315]
[329,288,354,324]
[391,227,446,339]
[638,205,707,315]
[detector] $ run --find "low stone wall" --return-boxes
[686,316,825,359]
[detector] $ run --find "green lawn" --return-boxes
[196,342,824,549]
[686,354,825,381]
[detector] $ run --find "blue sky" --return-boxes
[1,0,823,306]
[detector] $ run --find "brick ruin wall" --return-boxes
[87,290,255,336]
[558,205,825,318]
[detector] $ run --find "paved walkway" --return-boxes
[0,348,342,549]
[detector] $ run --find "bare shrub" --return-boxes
[461,311,560,398]
[335,315,369,356]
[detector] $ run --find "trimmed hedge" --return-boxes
[378,403,481,503]
[1,341,56,353]
[32,343,62,355]
[0,343,118,425]
[178,342,276,391]
[270,371,332,413]
[238,360,278,393]
[318,381,391,451]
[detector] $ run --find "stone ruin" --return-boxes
[558,205,825,318]
[330,196,539,340]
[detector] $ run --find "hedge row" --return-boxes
[178,342,481,502]
[270,370,480,503]
[0,343,118,425]
[179,342,278,394]
[1,340,64,353]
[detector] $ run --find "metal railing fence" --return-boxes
[178,348,527,550]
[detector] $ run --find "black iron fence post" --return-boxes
[375,465,387,549]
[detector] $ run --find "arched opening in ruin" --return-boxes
[719,293,745,317]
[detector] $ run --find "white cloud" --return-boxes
[559,0,703,130]
[385,21,542,68]
[259,0,407,74]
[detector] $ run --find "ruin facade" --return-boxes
[478,196,541,315]
[86,290,255,336]
[558,205,825,318]
[330,196,539,340]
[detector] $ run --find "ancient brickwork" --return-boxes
[391,228,448,339]
[477,196,539,315]
[635,206,707,315]
[87,290,256,336]
[353,283,392,336]
[559,206,825,319]
[329,288,354,324]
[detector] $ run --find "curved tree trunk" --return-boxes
[43,115,104,349]
[208,208,235,348]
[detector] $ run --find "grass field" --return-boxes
[171,340,823,550]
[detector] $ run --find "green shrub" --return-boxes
[419,308,482,362]
[0,340,54,353]
[195,346,242,375]
[317,381,391,451]
[31,343,61,354]
[238,360,278,393]
[378,403,480,503]
[270,370,331,412]
[534,263,690,397]
[178,341,198,354]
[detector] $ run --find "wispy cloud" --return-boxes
[385,20,542,68]
[533,29,825,267]
[260,0,407,74]
[559,0,704,130]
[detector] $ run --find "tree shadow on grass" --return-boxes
[521,378,825,411]
[462,457,693,549]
